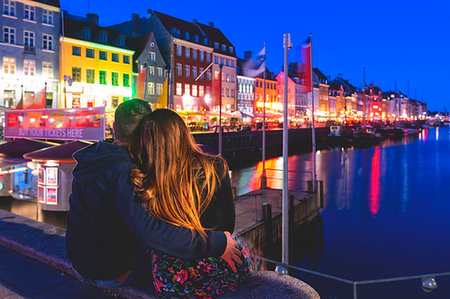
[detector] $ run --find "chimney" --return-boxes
[147,9,152,18]
[86,13,98,26]
[132,13,139,37]
[192,19,197,24]
[244,51,252,60]
[209,22,214,27]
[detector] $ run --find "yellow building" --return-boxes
[59,13,134,109]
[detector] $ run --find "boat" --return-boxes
[327,126,353,148]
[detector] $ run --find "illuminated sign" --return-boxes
[5,107,105,141]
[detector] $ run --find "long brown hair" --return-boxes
[130,109,227,239]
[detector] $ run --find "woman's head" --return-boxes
[130,109,225,239]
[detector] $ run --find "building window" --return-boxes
[86,69,95,83]
[214,71,219,80]
[184,84,190,96]
[149,51,156,62]
[206,52,211,63]
[3,57,15,74]
[231,88,235,96]
[192,85,198,97]
[176,45,182,56]
[149,66,155,76]
[185,47,190,58]
[199,51,204,61]
[72,46,81,56]
[42,62,53,78]
[231,60,235,68]
[226,88,229,97]
[231,74,235,83]
[112,53,119,62]
[220,57,224,65]
[123,73,130,87]
[192,66,197,79]
[226,59,230,67]
[111,72,119,86]
[24,31,34,47]
[123,55,130,64]
[229,46,234,53]
[72,67,81,82]
[99,51,107,60]
[176,63,182,76]
[214,42,219,49]
[199,86,204,97]
[184,32,190,40]
[3,0,15,16]
[214,56,218,64]
[147,82,155,95]
[3,27,15,44]
[24,5,35,20]
[157,67,163,77]
[203,37,208,45]
[99,71,107,84]
[199,67,204,79]
[222,44,226,51]
[226,73,230,82]
[99,32,108,43]
[119,37,125,47]
[185,65,190,77]
[86,48,95,58]
[156,83,163,95]
[192,49,197,60]
[176,83,182,95]
[42,34,53,50]
[83,28,91,39]
[206,69,211,80]
[23,59,35,76]
[43,10,53,25]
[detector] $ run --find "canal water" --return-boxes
[231,127,450,298]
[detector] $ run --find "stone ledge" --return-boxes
[0,209,319,298]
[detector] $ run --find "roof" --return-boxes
[196,23,236,57]
[0,139,58,158]
[127,33,152,58]
[62,14,130,50]
[24,141,91,161]
[33,0,60,7]
[313,68,328,82]
[153,11,205,44]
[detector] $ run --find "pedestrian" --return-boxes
[66,99,241,288]
[130,109,254,297]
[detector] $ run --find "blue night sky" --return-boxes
[63,0,450,111]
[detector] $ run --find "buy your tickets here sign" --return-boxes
[5,108,105,141]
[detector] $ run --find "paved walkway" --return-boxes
[0,245,113,299]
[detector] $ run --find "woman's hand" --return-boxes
[220,232,243,273]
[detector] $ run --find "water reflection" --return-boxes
[369,147,380,216]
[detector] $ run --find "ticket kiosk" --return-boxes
[23,141,91,211]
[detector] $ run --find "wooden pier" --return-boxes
[234,187,321,250]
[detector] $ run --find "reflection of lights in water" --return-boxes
[369,147,380,216]
[248,158,283,190]
[436,127,439,141]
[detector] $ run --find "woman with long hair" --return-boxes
[130,109,253,297]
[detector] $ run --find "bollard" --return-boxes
[232,187,237,201]
[262,203,272,246]
[318,180,324,208]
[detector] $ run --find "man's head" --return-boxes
[113,98,151,145]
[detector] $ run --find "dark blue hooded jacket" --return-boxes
[65,141,226,280]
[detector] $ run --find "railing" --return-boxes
[256,256,450,299]
[24,45,36,54]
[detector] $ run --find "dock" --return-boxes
[234,188,320,250]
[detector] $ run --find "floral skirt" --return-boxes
[151,240,255,298]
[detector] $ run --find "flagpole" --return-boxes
[310,33,317,193]
[261,42,267,189]
[281,33,290,267]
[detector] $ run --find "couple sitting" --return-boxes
[66,99,253,297]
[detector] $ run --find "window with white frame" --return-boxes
[214,42,219,49]
[206,69,211,80]
[3,0,15,16]
[184,84,190,96]
[231,60,235,68]
[3,27,15,44]
[214,56,219,64]
[3,57,15,74]
[149,51,156,62]
[231,74,235,83]
[149,66,155,76]
[99,32,108,43]
[199,85,204,97]
[24,59,35,76]
[192,85,198,97]
[42,62,53,78]
[185,65,190,77]
[83,28,91,39]
[43,9,53,25]
[206,52,211,62]
[176,45,182,56]
[226,73,230,82]
[24,31,34,47]
[222,44,226,51]
[220,57,224,65]
[185,47,190,58]
[119,37,125,47]
[176,83,182,95]
[42,34,53,50]
[176,63,182,76]
[24,5,35,20]
[156,83,163,95]
[226,59,229,67]
[157,67,163,77]
[199,50,204,61]
[199,67,204,79]
[192,49,197,60]
[147,82,155,95]
[229,46,233,53]
[192,66,197,79]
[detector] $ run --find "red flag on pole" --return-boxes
[300,36,312,93]
[211,69,221,107]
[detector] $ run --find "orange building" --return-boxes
[254,73,280,115]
